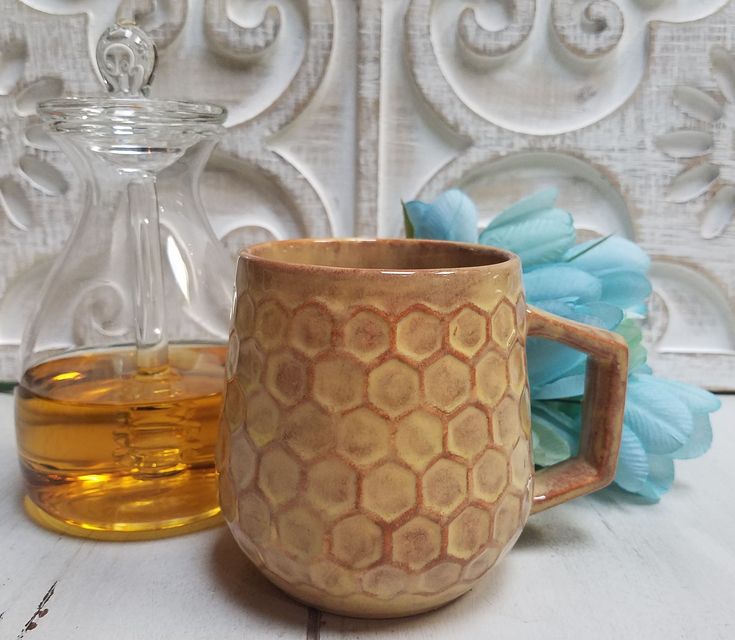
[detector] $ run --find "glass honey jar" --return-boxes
[15,23,233,539]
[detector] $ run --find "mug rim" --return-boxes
[241,237,519,275]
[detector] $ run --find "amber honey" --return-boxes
[15,343,226,539]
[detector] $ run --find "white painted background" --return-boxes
[1,0,734,388]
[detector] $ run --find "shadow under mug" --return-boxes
[217,238,627,618]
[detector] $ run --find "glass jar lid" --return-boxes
[36,23,226,143]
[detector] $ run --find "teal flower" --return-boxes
[479,187,575,264]
[404,189,721,501]
[402,189,478,243]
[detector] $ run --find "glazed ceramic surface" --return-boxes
[218,239,627,618]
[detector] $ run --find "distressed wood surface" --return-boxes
[1,0,735,389]
[1,392,734,639]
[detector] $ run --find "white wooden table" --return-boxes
[1,392,733,640]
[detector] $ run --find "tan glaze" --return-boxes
[527,307,627,512]
[218,238,628,618]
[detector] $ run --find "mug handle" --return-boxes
[526,306,628,514]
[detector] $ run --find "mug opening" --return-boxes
[244,238,514,272]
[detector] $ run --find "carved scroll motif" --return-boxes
[204,1,336,239]
[457,1,535,57]
[116,0,187,51]
[204,1,281,64]
[552,0,624,57]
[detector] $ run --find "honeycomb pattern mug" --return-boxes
[218,238,628,618]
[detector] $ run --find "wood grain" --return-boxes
[1,392,734,638]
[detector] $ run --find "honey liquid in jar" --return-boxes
[16,344,227,538]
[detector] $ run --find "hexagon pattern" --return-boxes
[306,457,357,519]
[221,285,533,616]
[396,309,443,361]
[289,303,333,356]
[449,306,486,358]
[395,410,443,471]
[337,408,391,467]
[314,354,365,412]
[424,355,471,413]
[344,309,391,362]
[362,462,416,522]
[448,406,489,460]
[367,358,420,418]
[393,517,441,569]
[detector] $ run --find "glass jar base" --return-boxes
[19,456,224,540]
[23,495,223,540]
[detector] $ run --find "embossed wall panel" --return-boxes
[1,0,734,388]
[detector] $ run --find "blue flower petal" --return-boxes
[614,426,649,493]
[530,405,577,466]
[531,300,623,330]
[640,376,721,414]
[673,414,713,460]
[637,455,675,502]
[527,337,586,387]
[481,208,575,265]
[564,236,650,275]
[486,188,559,225]
[405,187,716,504]
[404,201,444,239]
[615,319,649,372]
[628,343,649,373]
[574,302,624,331]
[533,373,586,400]
[599,270,652,309]
[404,189,478,243]
[531,299,579,319]
[628,302,649,318]
[524,265,602,304]
[526,300,621,389]
[624,377,694,454]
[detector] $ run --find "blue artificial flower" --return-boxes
[403,189,478,243]
[479,188,575,264]
[404,189,721,501]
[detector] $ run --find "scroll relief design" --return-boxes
[459,0,623,59]
[17,0,335,245]
[657,46,735,240]
[204,0,280,63]
[116,0,187,51]
[457,0,535,58]
[1,0,335,366]
[195,0,336,250]
[19,0,186,68]
[644,260,735,356]
[408,0,731,136]
[0,34,65,233]
[405,0,735,377]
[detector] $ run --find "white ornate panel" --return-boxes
[1,0,734,389]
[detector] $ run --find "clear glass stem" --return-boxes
[128,177,169,373]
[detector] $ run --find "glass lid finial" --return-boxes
[95,22,157,97]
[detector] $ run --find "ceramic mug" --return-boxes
[217,238,627,618]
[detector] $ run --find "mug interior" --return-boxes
[245,238,513,271]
